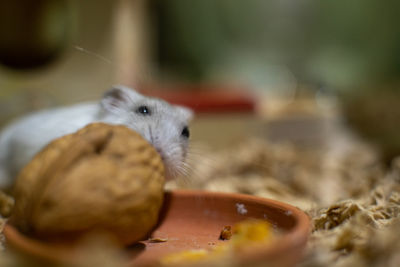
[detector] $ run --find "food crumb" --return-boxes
[148,237,168,243]
[285,210,293,216]
[219,226,232,240]
[236,203,248,215]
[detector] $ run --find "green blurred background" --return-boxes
[0,0,399,161]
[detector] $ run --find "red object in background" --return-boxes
[141,85,256,113]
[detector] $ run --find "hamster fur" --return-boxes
[0,85,193,188]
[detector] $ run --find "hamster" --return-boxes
[0,85,193,188]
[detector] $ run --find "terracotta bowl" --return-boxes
[4,190,310,266]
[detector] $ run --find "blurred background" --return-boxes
[0,0,399,161]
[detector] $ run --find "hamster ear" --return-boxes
[175,105,194,122]
[101,86,139,113]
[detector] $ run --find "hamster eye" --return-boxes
[181,126,190,138]
[136,105,151,115]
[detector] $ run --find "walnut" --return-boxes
[11,123,165,245]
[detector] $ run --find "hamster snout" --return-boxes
[143,121,191,180]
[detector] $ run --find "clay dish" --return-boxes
[4,190,310,266]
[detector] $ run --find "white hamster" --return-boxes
[0,85,193,188]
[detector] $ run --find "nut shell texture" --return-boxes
[12,123,165,245]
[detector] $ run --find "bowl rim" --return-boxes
[4,189,311,265]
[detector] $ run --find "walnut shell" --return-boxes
[11,123,165,245]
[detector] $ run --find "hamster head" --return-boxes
[100,85,193,180]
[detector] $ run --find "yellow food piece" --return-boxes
[161,219,273,265]
[11,123,165,245]
[160,249,209,265]
[231,219,272,248]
